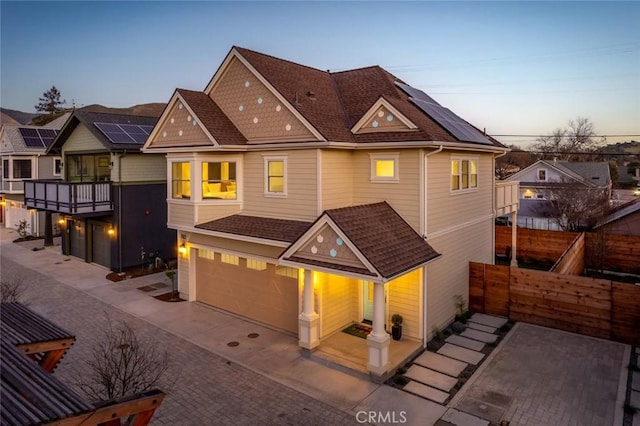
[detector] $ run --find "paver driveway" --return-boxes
[1,256,360,425]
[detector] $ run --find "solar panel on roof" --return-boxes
[18,128,46,147]
[94,122,151,144]
[409,98,491,145]
[37,129,59,147]
[395,82,440,105]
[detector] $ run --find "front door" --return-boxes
[362,281,374,323]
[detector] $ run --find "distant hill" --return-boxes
[0,108,37,125]
[78,103,166,117]
[0,103,166,127]
[598,140,640,155]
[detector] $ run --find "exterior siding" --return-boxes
[317,272,359,338]
[320,150,353,211]
[352,149,421,231]
[426,217,493,338]
[426,151,494,235]
[37,155,60,180]
[195,203,242,225]
[62,124,105,153]
[168,203,194,227]
[187,233,284,260]
[388,268,421,340]
[242,150,317,221]
[115,153,166,183]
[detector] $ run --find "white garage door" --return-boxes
[195,250,299,333]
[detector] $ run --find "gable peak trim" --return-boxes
[350,97,418,134]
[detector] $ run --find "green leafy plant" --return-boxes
[15,220,29,239]
[391,314,403,326]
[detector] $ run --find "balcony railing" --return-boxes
[495,180,520,216]
[24,180,113,214]
[0,179,25,194]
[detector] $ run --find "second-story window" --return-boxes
[202,161,236,200]
[264,156,286,196]
[13,159,33,179]
[537,169,547,181]
[370,153,399,182]
[172,162,191,199]
[67,154,110,182]
[451,157,478,192]
[53,158,62,177]
[2,160,8,179]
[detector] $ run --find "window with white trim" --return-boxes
[451,157,478,191]
[370,153,399,182]
[246,259,267,271]
[264,156,287,195]
[171,161,191,199]
[13,159,33,179]
[537,169,547,181]
[53,158,62,176]
[221,253,239,265]
[276,265,298,279]
[2,160,8,179]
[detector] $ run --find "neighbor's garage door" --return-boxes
[195,250,298,333]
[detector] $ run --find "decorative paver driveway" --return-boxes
[2,256,360,425]
[448,322,628,426]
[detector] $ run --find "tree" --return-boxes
[608,161,619,186]
[35,85,66,114]
[75,319,171,401]
[495,144,536,179]
[535,179,611,232]
[532,117,601,161]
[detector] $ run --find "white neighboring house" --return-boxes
[0,114,69,236]
[504,159,611,230]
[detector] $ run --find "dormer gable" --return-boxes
[144,91,218,151]
[351,97,417,134]
[204,48,324,143]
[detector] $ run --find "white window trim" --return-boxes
[263,155,287,197]
[369,153,399,183]
[450,156,479,194]
[11,157,36,180]
[53,157,62,177]
[537,168,547,182]
[168,159,193,201]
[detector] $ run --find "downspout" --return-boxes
[422,145,442,344]
[117,151,126,272]
[493,151,508,265]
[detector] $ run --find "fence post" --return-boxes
[609,280,613,341]
[482,263,486,314]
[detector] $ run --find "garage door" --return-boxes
[69,219,86,260]
[196,250,299,333]
[91,223,111,269]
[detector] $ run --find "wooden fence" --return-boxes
[470,262,640,345]
[496,226,640,274]
[549,233,585,275]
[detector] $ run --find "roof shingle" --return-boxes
[195,215,311,243]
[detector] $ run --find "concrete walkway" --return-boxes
[0,228,445,425]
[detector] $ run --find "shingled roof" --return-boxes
[282,202,441,280]
[195,214,311,243]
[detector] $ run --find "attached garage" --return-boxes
[90,222,112,269]
[195,249,299,334]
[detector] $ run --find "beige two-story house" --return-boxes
[142,47,517,381]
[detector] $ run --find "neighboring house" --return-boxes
[504,159,611,230]
[142,46,517,380]
[0,113,69,236]
[24,110,174,271]
[595,199,640,236]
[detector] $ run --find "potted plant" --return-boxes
[391,314,403,341]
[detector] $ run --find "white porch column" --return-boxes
[510,211,518,267]
[367,281,390,376]
[298,269,319,351]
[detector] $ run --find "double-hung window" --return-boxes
[451,157,478,192]
[13,159,33,179]
[171,162,191,199]
[264,156,286,196]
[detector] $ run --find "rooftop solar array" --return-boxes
[18,128,59,148]
[94,122,155,144]
[395,82,491,145]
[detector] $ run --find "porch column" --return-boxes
[367,281,390,377]
[510,211,518,267]
[298,269,319,351]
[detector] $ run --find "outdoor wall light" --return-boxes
[178,243,187,256]
[58,218,65,225]
[107,227,115,237]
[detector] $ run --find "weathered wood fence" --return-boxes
[470,262,640,345]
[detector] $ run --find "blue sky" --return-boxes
[1,1,639,146]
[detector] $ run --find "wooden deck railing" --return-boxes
[24,180,113,214]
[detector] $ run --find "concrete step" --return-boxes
[467,322,496,334]
[446,334,485,351]
[469,313,507,329]
[405,364,458,392]
[461,328,498,344]
[413,351,467,378]
[440,408,490,426]
[437,343,485,365]
[403,380,449,404]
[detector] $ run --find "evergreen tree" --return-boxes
[35,86,66,114]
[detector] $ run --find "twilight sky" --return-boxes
[1,1,639,147]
